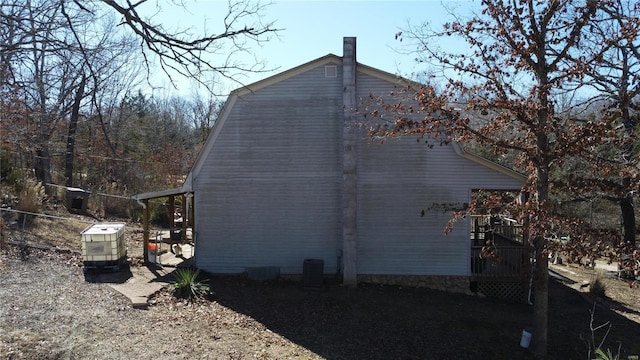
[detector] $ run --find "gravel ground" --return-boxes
[1,236,639,359]
[0,247,316,360]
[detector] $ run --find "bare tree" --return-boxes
[21,0,85,188]
[1,0,278,189]
[0,1,137,188]
[579,0,640,246]
[97,0,278,92]
[64,74,86,187]
[189,92,222,143]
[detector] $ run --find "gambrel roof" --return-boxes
[183,54,526,191]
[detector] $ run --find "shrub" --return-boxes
[17,182,46,226]
[149,199,169,227]
[168,268,210,301]
[19,242,30,261]
[103,193,129,218]
[586,303,624,360]
[618,250,639,288]
[594,347,618,360]
[589,276,607,299]
[0,153,10,180]
[0,219,7,251]
[6,168,25,191]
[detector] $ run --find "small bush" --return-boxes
[594,347,618,360]
[19,242,30,261]
[589,276,607,299]
[103,194,129,217]
[587,303,622,360]
[17,182,46,226]
[0,154,22,190]
[168,268,210,301]
[6,168,25,191]
[0,219,7,251]
[150,200,169,227]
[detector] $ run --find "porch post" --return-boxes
[168,195,175,230]
[181,194,187,239]
[143,199,150,263]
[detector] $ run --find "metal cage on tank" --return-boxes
[81,223,127,271]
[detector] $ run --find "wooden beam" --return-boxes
[143,199,149,264]
[181,194,187,239]
[168,195,175,230]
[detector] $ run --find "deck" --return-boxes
[470,215,533,302]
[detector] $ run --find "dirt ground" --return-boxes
[1,218,639,359]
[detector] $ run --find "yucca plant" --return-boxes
[168,268,210,301]
[594,347,618,360]
[587,303,623,360]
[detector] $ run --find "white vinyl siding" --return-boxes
[194,62,343,274]
[191,58,524,276]
[356,136,523,276]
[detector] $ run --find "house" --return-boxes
[136,37,526,293]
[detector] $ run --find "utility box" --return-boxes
[66,187,91,214]
[302,258,324,289]
[81,223,127,271]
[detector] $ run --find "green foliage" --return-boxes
[0,153,12,181]
[149,199,170,227]
[168,268,210,301]
[595,347,618,360]
[586,303,626,360]
[0,155,25,192]
[6,168,25,191]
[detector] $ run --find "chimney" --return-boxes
[342,36,357,287]
[342,36,356,92]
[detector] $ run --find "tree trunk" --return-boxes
[64,75,86,187]
[620,108,636,245]
[531,235,549,357]
[620,191,636,245]
[34,147,51,188]
[531,161,550,357]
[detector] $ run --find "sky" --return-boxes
[146,0,475,97]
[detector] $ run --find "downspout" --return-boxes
[185,192,195,264]
[134,197,146,210]
[528,250,535,305]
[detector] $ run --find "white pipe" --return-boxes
[133,196,146,209]
[527,250,535,305]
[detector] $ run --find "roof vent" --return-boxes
[325,65,337,78]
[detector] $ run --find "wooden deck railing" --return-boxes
[470,245,532,278]
[471,215,524,245]
[470,215,531,278]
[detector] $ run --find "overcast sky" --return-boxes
[146,0,475,97]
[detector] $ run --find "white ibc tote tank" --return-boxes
[81,223,127,271]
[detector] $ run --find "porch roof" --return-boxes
[132,188,191,201]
